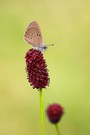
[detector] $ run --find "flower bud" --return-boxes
[46,103,64,124]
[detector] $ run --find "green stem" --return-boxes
[55,124,60,135]
[39,89,45,135]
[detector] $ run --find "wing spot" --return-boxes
[30,34,33,39]
[37,33,41,36]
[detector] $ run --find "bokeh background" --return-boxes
[0,0,90,135]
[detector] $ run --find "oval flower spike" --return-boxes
[25,48,50,89]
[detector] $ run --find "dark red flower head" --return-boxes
[46,103,64,124]
[25,49,49,89]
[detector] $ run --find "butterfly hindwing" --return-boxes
[24,21,44,47]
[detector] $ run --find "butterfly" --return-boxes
[24,21,53,51]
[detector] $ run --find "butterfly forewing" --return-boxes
[24,21,44,47]
[27,21,40,30]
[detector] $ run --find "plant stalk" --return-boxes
[39,89,45,135]
[55,124,60,135]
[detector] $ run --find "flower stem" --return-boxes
[39,89,45,135]
[55,124,60,135]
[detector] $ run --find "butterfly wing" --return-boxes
[24,21,44,47]
[26,21,40,29]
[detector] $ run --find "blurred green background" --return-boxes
[0,0,90,135]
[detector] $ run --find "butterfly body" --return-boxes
[34,45,48,52]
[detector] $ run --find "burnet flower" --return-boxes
[25,48,49,89]
[46,103,64,124]
[25,48,49,135]
[46,103,64,135]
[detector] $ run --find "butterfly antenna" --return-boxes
[46,44,54,47]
